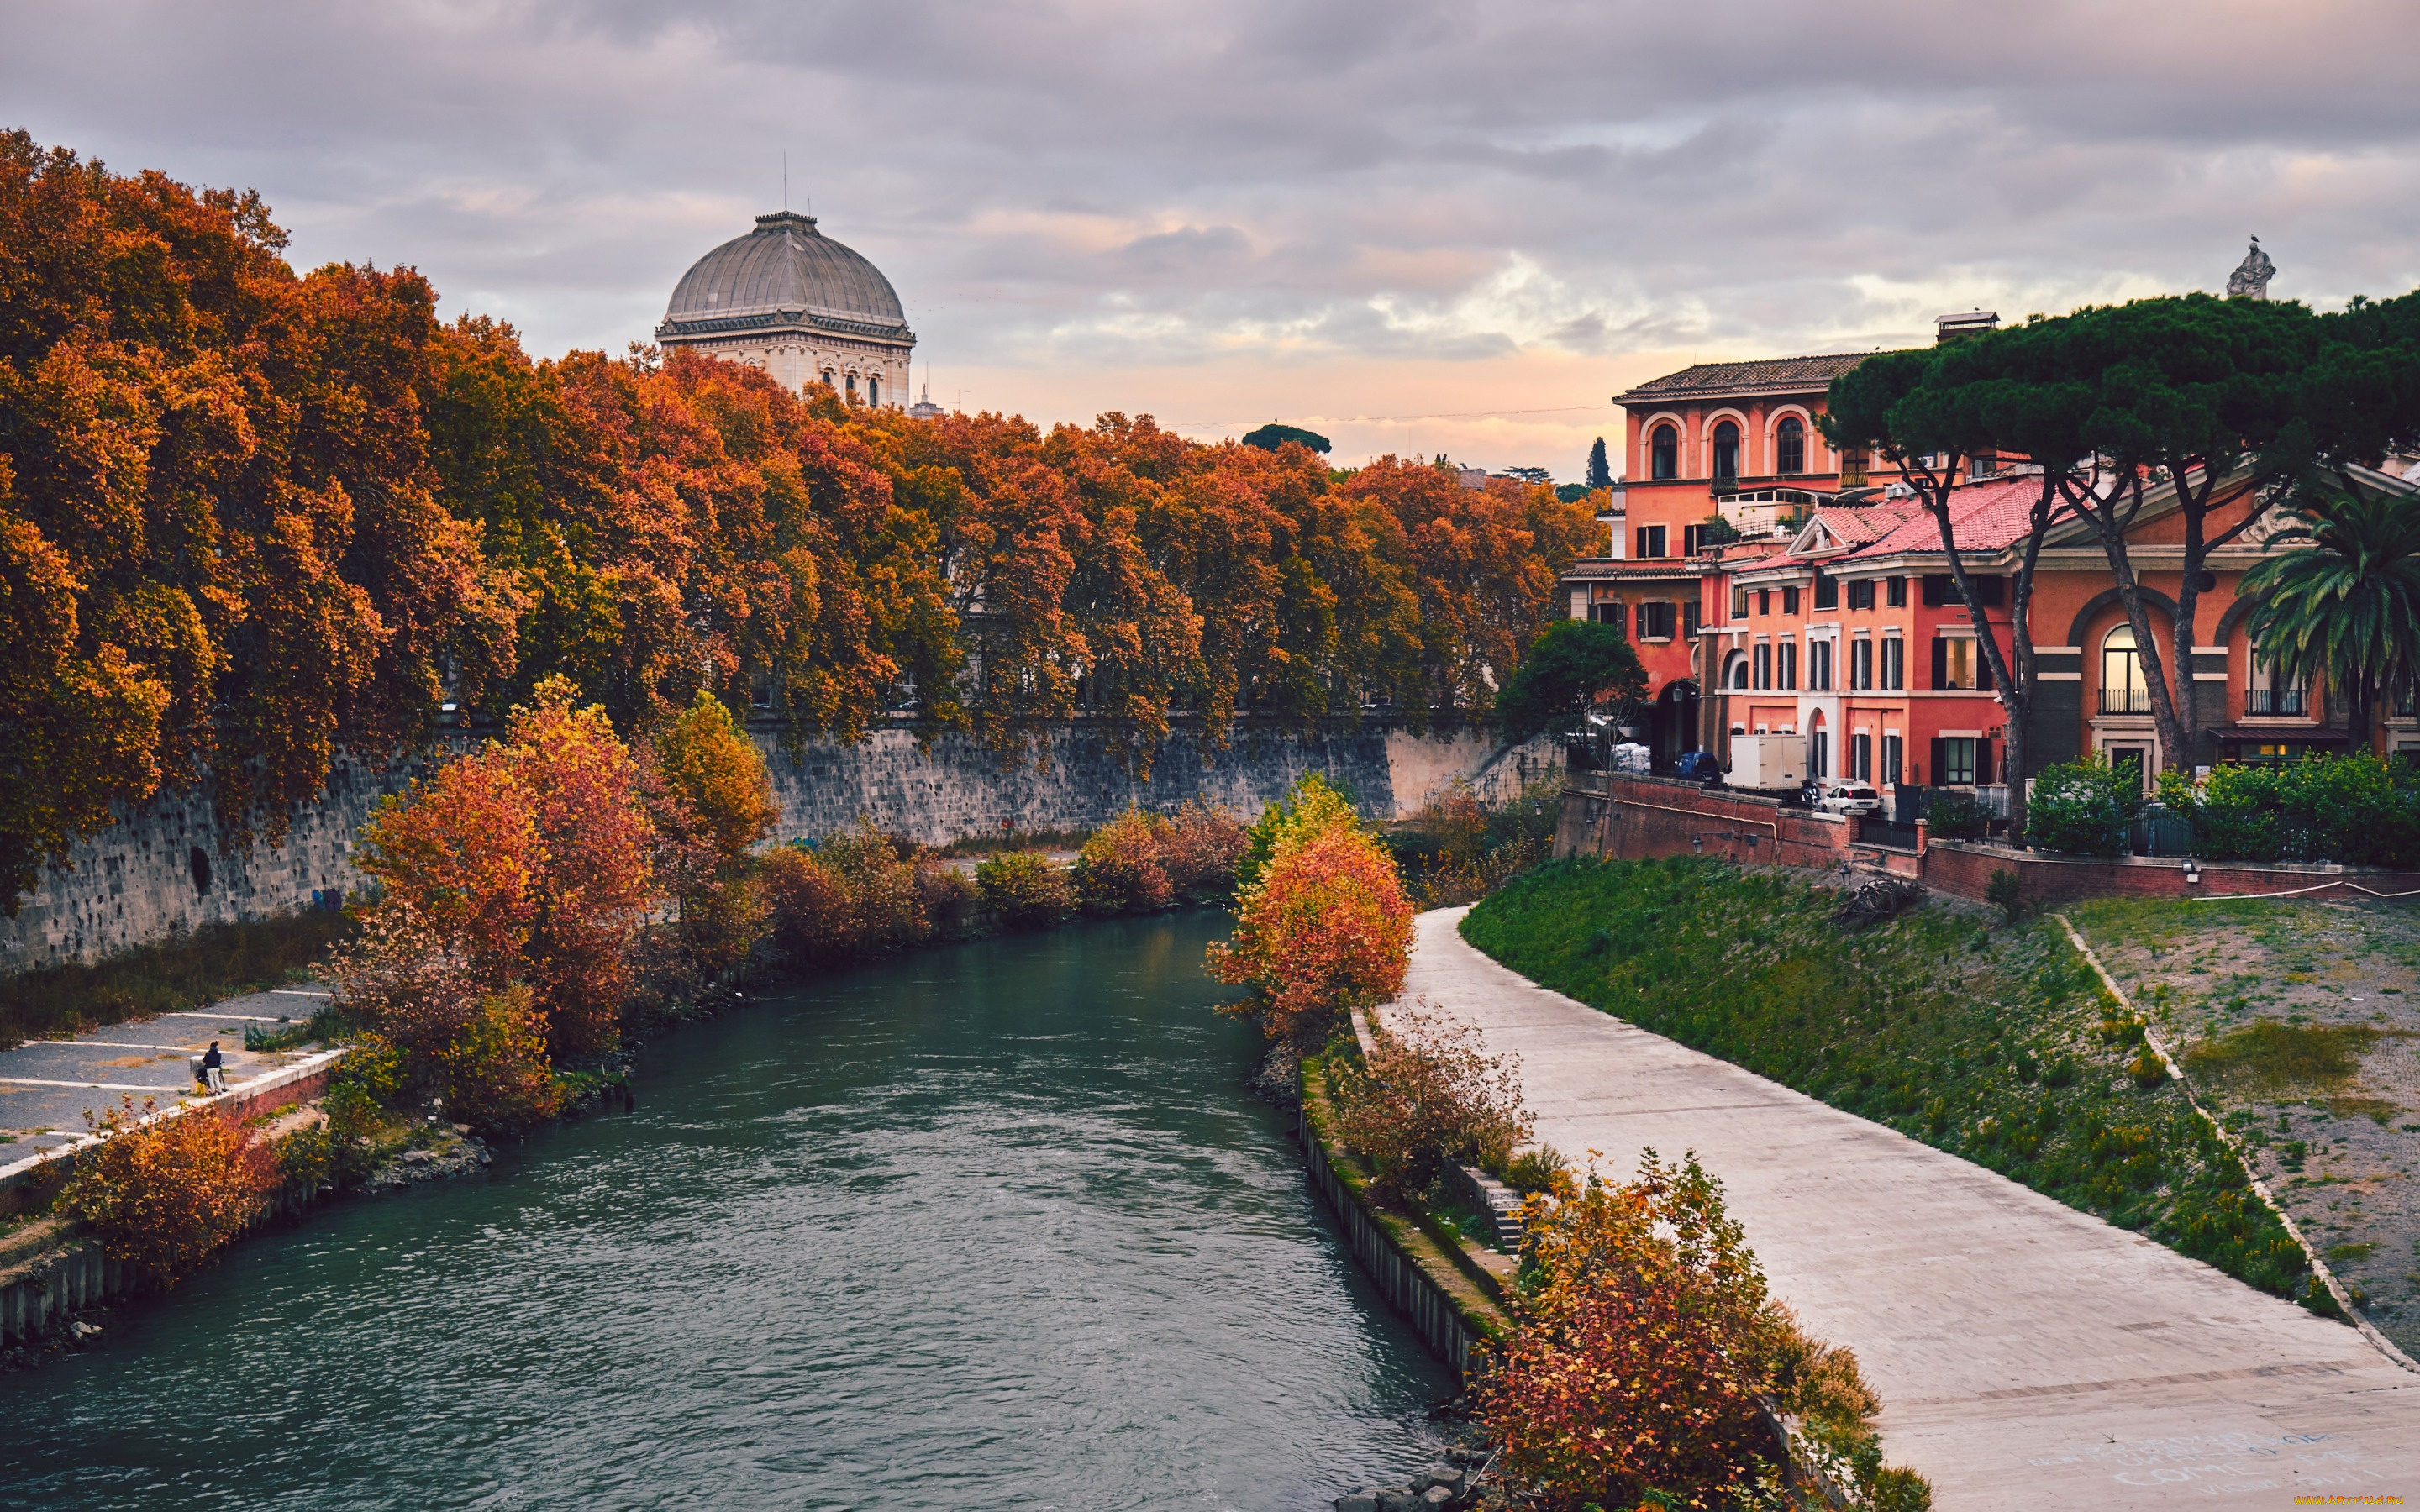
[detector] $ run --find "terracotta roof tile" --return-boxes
[1616,352,1888,404]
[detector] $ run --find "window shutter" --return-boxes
[1930,638,1948,690]
[1928,738,1945,787]
[1975,740,1994,785]
[1976,644,1994,690]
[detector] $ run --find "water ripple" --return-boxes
[0,915,1451,1511]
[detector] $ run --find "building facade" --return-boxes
[1563,323,2420,801]
[656,211,915,407]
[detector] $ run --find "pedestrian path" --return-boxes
[1388,907,2420,1509]
[0,986,331,1163]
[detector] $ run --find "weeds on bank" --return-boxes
[0,911,349,1051]
[2182,1021,2379,1102]
[1460,857,2318,1309]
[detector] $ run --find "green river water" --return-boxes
[0,913,1454,1509]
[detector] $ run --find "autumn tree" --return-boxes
[0,132,514,903]
[1210,777,1413,1047]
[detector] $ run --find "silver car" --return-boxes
[1815,783,1885,816]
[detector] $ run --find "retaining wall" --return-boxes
[1297,1058,1506,1385]
[5,719,1555,972]
[1555,773,2420,906]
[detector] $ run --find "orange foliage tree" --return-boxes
[1480,1152,1931,1512]
[1209,778,1413,1047]
[3,133,1595,909]
[350,676,655,1069]
[59,1098,277,1287]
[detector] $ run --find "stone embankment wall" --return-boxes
[3,719,1555,972]
[1556,771,2420,905]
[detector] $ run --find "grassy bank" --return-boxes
[1461,857,2319,1308]
[0,911,350,1051]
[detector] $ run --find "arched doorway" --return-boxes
[1649,680,1700,770]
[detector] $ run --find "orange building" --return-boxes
[1560,320,2420,810]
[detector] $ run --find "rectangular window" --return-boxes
[1881,636,1905,690]
[1934,637,1983,690]
[1779,640,1798,690]
[1682,601,1701,638]
[1921,574,1957,607]
[1732,585,1749,618]
[1809,639,1833,691]
[1851,732,1873,781]
[1754,643,1772,689]
[1882,733,1902,785]
[1849,638,1873,690]
[1758,589,1771,616]
[1848,579,1876,611]
[1812,570,1839,610]
[1839,447,1868,487]
[1810,730,1828,779]
[1638,601,1675,639]
[1886,575,1907,608]
[1588,600,1624,628]
[1782,585,1800,616]
[1636,525,1667,559]
[1939,736,1978,786]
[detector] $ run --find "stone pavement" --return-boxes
[1388,907,2420,1509]
[0,985,331,1162]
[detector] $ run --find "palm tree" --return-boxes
[2240,489,2420,751]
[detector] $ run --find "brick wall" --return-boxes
[1556,774,2420,906]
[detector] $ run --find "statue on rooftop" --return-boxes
[2225,237,2276,300]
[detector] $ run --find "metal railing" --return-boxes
[2098,686,2152,715]
[2245,686,2306,717]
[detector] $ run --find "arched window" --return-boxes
[2246,640,2307,716]
[1776,416,1806,475]
[822,370,835,388]
[1650,423,1678,480]
[2101,624,2149,715]
[1712,420,1740,482]
[1727,652,1750,690]
[845,373,859,399]
[868,375,880,407]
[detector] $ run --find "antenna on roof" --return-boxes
[782,150,788,212]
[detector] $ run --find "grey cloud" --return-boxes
[5,0,2418,401]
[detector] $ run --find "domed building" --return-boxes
[655,211,914,407]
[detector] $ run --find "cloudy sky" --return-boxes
[10,0,2420,474]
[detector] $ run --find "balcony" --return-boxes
[2246,686,2307,717]
[2099,687,2152,715]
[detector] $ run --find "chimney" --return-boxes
[1935,311,2000,344]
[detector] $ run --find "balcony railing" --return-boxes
[2098,687,2152,715]
[2246,686,2307,717]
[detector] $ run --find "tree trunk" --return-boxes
[2081,496,2193,770]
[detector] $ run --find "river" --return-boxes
[0,913,1455,1509]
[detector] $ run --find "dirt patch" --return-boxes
[2070,895,2420,1357]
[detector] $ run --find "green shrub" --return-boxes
[1928,790,1988,841]
[1501,1143,1573,1196]
[1985,868,2023,923]
[975,851,1076,930]
[2026,754,2141,857]
[2158,753,2420,867]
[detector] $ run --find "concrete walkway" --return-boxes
[1388,908,2420,1509]
[0,985,332,1163]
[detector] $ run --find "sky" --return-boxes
[9,0,2420,476]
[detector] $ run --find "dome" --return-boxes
[657,212,909,340]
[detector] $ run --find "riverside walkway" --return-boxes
[0,986,332,1166]
[1389,907,2420,1509]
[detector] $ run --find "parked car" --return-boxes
[1813,783,1886,816]
[1674,749,1724,783]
